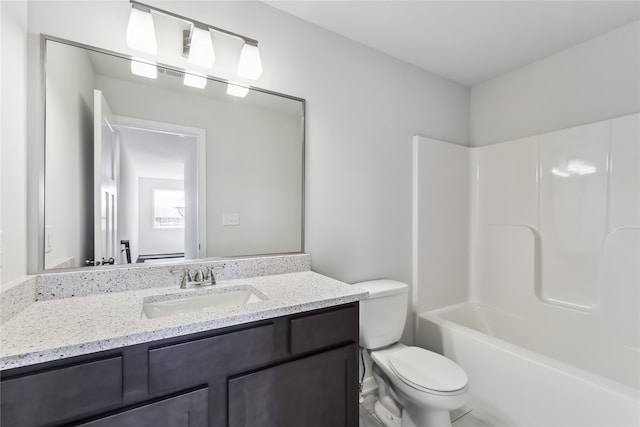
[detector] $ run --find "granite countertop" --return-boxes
[0,271,367,370]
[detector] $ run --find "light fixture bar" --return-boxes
[130,0,258,46]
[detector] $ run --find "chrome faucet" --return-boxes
[193,269,204,283]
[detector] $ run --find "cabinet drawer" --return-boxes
[148,323,276,394]
[1,356,123,427]
[76,388,208,427]
[290,304,358,355]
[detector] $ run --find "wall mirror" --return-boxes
[43,37,304,270]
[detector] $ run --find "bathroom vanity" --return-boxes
[0,257,367,427]
[2,303,358,427]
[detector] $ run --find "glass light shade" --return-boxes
[126,8,157,54]
[227,82,249,98]
[237,43,263,80]
[130,61,157,79]
[184,73,207,89]
[188,27,215,68]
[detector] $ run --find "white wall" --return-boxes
[44,41,95,269]
[26,0,470,289]
[1,1,28,284]
[470,20,640,146]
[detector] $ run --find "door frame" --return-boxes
[93,90,119,267]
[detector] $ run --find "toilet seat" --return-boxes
[387,347,468,394]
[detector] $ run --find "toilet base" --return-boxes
[374,400,401,427]
[401,401,452,427]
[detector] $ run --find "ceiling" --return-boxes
[117,126,196,181]
[264,1,640,86]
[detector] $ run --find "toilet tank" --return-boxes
[354,280,409,350]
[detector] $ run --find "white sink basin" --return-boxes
[142,285,266,319]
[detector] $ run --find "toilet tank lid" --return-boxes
[352,279,409,298]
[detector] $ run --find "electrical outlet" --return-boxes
[222,213,240,226]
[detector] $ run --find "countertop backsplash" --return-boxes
[0,276,37,326]
[0,254,311,325]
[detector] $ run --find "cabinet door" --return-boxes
[76,388,208,427]
[148,323,277,395]
[228,344,358,427]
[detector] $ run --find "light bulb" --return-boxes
[188,27,215,68]
[184,74,207,89]
[126,7,157,54]
[227,82,249,98]
[130,61,157,79]
[237,43,263,80]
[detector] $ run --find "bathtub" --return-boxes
[416,302,640,427]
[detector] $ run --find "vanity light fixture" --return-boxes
[184,73,207,89]
[130,60,157,79]
[227,82,250,98]
[126,0,263,80]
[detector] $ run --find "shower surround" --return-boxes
[414,113,639,426]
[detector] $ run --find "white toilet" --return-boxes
[356,279,469,427]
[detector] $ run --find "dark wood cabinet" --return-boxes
[1,303,359,427]
[1,356,123,426]
[228,344,358,427]
[75,388,209,427]
[147,323,278,395]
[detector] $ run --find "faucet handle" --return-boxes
[205,267,217,285]
[182,270,193,288]
[170,268,192,289]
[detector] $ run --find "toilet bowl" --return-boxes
[370,343,469,427]
[355,279,470,427]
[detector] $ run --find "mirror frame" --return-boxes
[36,34,306,273]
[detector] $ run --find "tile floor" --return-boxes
[359,392,489,427]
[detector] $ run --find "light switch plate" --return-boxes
[222,213,240,226]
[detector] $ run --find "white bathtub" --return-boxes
[417,302,640,427]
